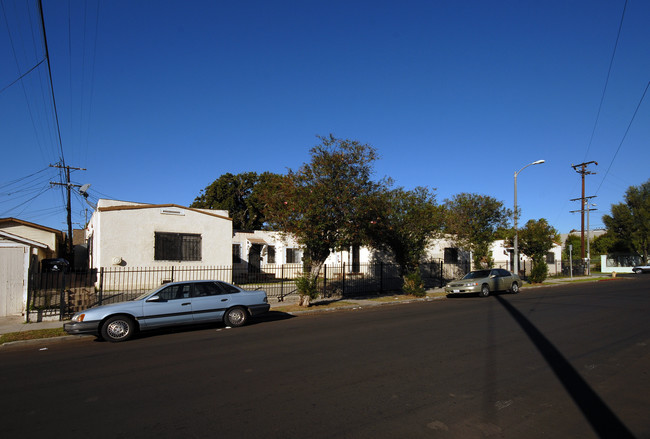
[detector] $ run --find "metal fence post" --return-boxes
[342,262,346,296]
[323,264,327,296]
[59,270,66,321]
[279,264,285,301]
[98,267,104,305]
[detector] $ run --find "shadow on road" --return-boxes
[494,295,634,438]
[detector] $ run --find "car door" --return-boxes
[191,281,231,323]
[140,283,194,329]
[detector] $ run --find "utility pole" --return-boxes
[570,196,597,274]
[50,163,86,259]
[570,161,597,261]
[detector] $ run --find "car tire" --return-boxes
[101,315,135,342]
[224,306,249,327]
[479,284,490,297]
[633,268,642,274]
[510,282,519,294]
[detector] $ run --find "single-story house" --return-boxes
[86,199,233,269]
[0,218,63,317]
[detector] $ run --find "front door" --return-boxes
[141,283,193,328]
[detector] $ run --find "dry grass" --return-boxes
[0,328,67,344]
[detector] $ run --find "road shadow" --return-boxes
[93,311,295,342]
[494,295,634,438]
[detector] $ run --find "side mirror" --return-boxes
[146,295,162,302]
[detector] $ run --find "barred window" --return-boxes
[233,244,242,263]
[546,252,555,264]
[267,245,275,264]
[444,248,459,263]
[154,232,201,261]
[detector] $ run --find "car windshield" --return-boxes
[463,270,491,279]
[133,287,161,301]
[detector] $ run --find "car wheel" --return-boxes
[633,268,642,274]
[101,315,135,342]
[224,306,249,327]
[510,282,519,294]
[479,284,490,297]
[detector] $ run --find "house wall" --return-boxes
[0,223,58,257]
[88,200,232,268]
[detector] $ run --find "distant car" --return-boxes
[445,268,521,297]
[64,280,270,342]
[632,265,650,274]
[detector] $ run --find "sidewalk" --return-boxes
[0,315,65,336]
[0,274,616,338]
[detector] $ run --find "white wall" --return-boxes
[88,200,232,268]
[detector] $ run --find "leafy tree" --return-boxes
[444,193,511,268]
[591,231,630,256]
[603,179,650,263]
[517,218,558,283]
[191,172,281,230]
[562,234,582,261]
[365,186,443,276]
[260,135,384,305]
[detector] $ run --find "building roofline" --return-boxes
[0,229,49,248]
[97,203,232,221]
[0,217,64,236]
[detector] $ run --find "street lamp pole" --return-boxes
[513,159,545,275]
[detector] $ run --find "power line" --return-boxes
[37,0,66,167]
[582,0,628,162]
[595,80,650,195]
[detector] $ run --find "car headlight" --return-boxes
[72,313,85,322]
[465,282,478,287]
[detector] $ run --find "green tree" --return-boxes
[260,135,384,305]
[517,218,558,283]
[602,179,650,263]
[365,186,443,276]
[444,193,511,268]
[191,172,281,230]
[562,234,582,261]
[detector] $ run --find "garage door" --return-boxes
[0,247,26,316]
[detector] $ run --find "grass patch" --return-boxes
[0,327,67,344]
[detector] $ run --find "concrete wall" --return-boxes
[88,200,232,268]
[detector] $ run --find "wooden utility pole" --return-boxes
[570,161,597,259]
[50,163,86,259]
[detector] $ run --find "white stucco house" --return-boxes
[86,199,232,269]
[0,218,63,317]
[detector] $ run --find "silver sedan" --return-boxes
[445,268,521,297]
[64,280,270,342]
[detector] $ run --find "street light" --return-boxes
[513,159,545,275]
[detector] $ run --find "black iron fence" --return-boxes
[27,260,470,320]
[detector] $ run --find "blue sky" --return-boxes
[1,0,649,235]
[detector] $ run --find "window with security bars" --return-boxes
[444,247,459,263]
[154,232,202,261]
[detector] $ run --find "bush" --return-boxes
[403,270,426,297]
[295,274,319,302]
[529,259,548,283]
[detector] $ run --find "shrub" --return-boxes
[403,270,426,297]
[295,274,319,305]
[529,258,548,283]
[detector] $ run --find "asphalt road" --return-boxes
[2,276,649,438]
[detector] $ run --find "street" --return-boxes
[2,276,649,438]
